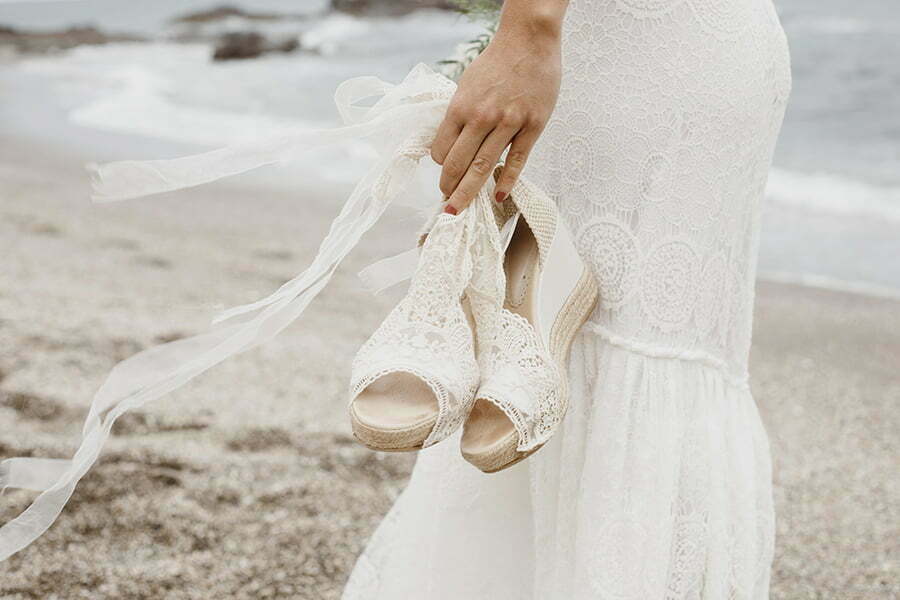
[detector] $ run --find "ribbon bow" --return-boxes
[0,63,460,560]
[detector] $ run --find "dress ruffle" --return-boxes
[342,329,775,599]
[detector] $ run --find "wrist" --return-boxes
[495,2,565,46]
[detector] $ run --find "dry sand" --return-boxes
[1,135,897,599]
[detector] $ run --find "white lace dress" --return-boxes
[342,0,792,598]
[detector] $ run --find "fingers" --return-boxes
[493,125,541,203]
[439,122,490,201]
[430,109,462,167]
[445,123,517,213]
[432,92,542,213]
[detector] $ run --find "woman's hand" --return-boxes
[431,5,566,213]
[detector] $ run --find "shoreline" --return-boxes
[758,270,900,302]
[4,42,900,294]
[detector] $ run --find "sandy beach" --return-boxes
[1,122,897,599]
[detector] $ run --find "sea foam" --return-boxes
[766,168,900,223]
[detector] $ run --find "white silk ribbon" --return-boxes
[0,62,458,560]
[357,247,421,294]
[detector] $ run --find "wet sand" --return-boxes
[1,135,897,599]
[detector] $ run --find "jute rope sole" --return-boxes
[349,403,436,452]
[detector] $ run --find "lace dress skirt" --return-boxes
[342,0,792,598]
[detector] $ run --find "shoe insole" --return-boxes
[461,398,517,453]
[353,373,437,430]
[504,217,539,320]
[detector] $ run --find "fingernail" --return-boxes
[444,205,458,215]
[495,191,507,203]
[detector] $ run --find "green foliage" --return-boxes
[436,30,492,80]
[437,1,500,80]
[450,0,502,24]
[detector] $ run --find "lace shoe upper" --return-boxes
[350,208,480,447]
[471,178,567,451]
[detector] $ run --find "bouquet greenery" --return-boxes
[452,0,503,23]
[438,0,502,80]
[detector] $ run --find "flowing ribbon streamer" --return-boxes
[358,247,421,294]
[0,62,458,561]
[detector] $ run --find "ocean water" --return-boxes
[0,0,331,34]
[762,0,900,294]
[1,0,898,294]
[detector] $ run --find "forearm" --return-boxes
[494,0,569,44]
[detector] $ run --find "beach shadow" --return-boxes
[112,410,213,436]
[225,426,294,452]
[27,221,64,237]
[153,330,189,344]
[1,390,67,421]
[131,254,173,269]
[253,248,295,262]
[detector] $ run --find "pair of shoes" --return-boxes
[349,169,598,472]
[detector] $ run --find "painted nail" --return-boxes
[444,205,458,215]
[495,191,507,203]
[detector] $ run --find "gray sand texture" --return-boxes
[1,134,898,599]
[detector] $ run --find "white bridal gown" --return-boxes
[342,0,792,598]
[0,0,790,591]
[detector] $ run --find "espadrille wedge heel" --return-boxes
[348,207,482,452]
[461,175,599,472]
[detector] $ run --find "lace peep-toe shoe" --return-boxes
[348,208,480,452]
[461,177,599,472]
